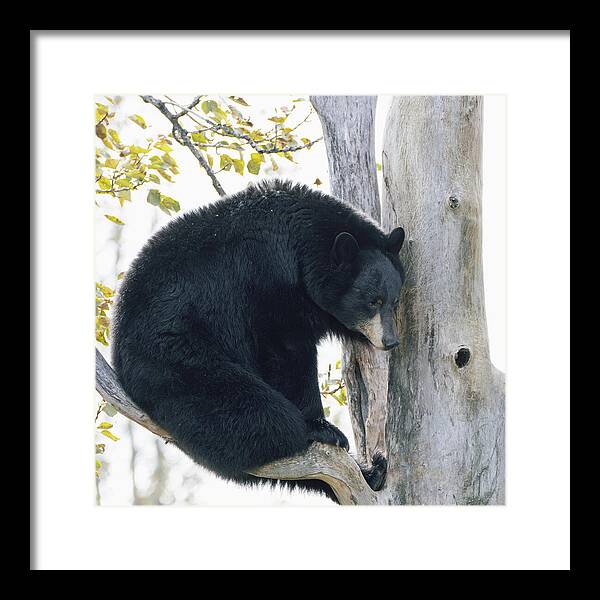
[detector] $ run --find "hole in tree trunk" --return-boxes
[455,347,471,368]
[448,195,460,209]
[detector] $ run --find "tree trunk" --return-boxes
[311,96,390,472]
[311,95,505,505]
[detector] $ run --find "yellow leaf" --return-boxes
[229,96,250,106]
[104,214,125,225]
[97,422,113,429]
[108,129,122,145]
[129,114,147,129]
[232,159,244,175]
[100,430,120,442]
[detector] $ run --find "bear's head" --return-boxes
[325,227,406,351]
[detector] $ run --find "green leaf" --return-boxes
[334,387,347,406]
[160,195,180,213]
[247,159,261,175]
[129,114,147,129]
[201,100,218,114]
[104,158,119,169]
[219,154,233,171]
[102,403,118,417]
[191,131,208,144]
[117,190,131,206]
[148,173,160,184]
[115,178,131,188]
[147,189,161,206]
[104,214,125,225]
[211,107,229,123]
[95,123,107,139]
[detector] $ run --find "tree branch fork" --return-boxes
[95,349,379,505]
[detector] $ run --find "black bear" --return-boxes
[112,180,405,502]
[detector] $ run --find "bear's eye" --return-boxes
[369,298,383,308]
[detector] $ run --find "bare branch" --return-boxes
[96,349,173,442]
[95,348,377,505]
[170,95,203,119]
[140,95,226,197]
[249,443,378,506]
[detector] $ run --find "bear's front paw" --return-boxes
[307,418,350,452]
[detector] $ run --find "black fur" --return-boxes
[112,180,405,502]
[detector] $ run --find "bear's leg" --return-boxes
[264,342,350,451]
[140,357,313,479]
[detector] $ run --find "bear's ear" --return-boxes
[386,227,405,254]
[332,232,359,265]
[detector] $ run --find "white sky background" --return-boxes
[95,94,506,506]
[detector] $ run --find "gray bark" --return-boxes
[311,96,390,470]
[311,95,505,505]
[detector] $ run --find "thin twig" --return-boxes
[140,95,226,197]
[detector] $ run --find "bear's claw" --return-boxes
[307,418,350,452]
[362,452,387,491]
